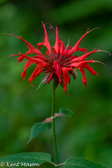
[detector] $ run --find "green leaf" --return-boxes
[36,80,44,91]
[59,108,74,117]
[0,152,51,165]
[65,157,106,168]
[27,122,52,143]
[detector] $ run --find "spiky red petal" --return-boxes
[54,60,62,83]
[13,34,44,56]
[37,22,52,54]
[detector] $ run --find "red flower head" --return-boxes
[10,22,110,94]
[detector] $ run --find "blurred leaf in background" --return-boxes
[0,0,112,168]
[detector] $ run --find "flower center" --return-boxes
[47,53,69,68]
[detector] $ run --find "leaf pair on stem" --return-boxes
[0,109,105,167]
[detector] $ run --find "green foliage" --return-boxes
[64,157,106,168]
[59,108,74,117]
[49,0,112,24]
[0,152,51,165]
[27,122,52,143]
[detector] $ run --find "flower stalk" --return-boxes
[52,79,58,166]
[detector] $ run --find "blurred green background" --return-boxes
[0,0,112,167]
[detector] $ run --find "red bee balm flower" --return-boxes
[10,23,108,93]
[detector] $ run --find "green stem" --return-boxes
[52,79,58,166]
[49,161,64,167]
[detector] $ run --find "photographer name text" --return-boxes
[0,162,40,167]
